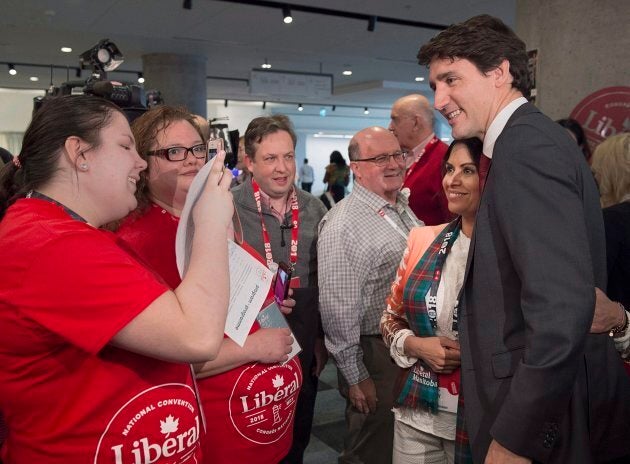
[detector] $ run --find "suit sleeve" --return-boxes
[488,124,596,458]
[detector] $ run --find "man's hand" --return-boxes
[404,336,461,373]
[278,288,296,315]
[348,377,377,414]
[485,439,532,464]
[591,287,624,333]
[312,336,328,377]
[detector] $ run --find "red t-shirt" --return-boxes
[116,204,181,289]
[117,208,302,463]
[403,139,451,226]
[0,199,203,464]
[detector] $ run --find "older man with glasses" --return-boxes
[318,126,423,464]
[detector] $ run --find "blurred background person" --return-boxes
[389,94,450,225]
[381,138,482,464]
[0,147,12,166]
[116,106,298,464]
[323,150,350,203]
[0,95,231,463]
[591,133,630,373]
[299,157,314,192]
[231,135,249,188]
[556,117,592,163]
[591,133,630,310]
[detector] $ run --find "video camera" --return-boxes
[34,39,148,122]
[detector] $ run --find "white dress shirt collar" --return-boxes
[483,97,528,159]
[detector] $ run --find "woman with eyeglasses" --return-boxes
[0,95,232,463]
[116,106,296,464]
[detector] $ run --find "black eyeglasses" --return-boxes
[353,150,408,167]
[147,144,207,162]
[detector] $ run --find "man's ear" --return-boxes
[244,154,254,174]
[349,161,361,180]
[493,59,513,88]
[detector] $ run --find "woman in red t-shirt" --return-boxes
[0,95,232,464]
[115,106,300,464]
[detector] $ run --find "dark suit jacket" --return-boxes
[460,102,630,463]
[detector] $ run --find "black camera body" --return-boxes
[34,77,147,122]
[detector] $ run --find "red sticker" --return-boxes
[229,359,302,444]
[94,383,201,463]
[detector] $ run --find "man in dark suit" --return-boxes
[418,15,630,464]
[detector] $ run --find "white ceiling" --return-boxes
[0,0,516,110]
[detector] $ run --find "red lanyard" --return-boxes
[406,135,439,179]
[251,179,300,269]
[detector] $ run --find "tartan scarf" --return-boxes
[395,219,461,413]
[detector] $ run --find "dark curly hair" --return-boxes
[418,14,531,98]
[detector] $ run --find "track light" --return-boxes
[262,101,267,109]
[183,0,192,10]
[364,107,369,115]
[282,6,293,24]
[262,58,271,69]
[8,64,16,76]
[75,68,82,78]
[332,105,336,111]
[224,99,229,107]
[368,16,377,32]
[136,72,145,84]
[298,103,303,112]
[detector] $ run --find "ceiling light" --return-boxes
[364,107,370,115]
[342,66,352,76]
[282,6,293,24]
[137,72,145,84]
[8,64,16,76]
[60,46,73,53]
[415,76,425,82]
[298,103,303,111]
[368,16,377,32]
[262,58,271,69]
[29,76,39,82]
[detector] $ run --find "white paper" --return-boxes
[438,387,459,413]
[226,241,273,346]
[175,158,272,346]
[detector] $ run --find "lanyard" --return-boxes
[406,135,439,179]
[27,190,87,223]
[426,219,461,331]
[251,179,299,269]
[377,204,420,240]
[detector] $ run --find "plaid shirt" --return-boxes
[318,184,421,385]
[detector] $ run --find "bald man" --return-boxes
[318,127,422,463]
[389,94,450,225]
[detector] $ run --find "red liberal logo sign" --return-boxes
[570,86,630,151]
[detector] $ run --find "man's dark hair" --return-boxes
[244,115,296,159]
[417,14,531,98]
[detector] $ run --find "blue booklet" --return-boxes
[256,301,302,364]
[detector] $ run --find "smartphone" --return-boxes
[274,261,292,304]
[207,137,224,160]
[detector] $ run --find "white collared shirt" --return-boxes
[483,97,528,158]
